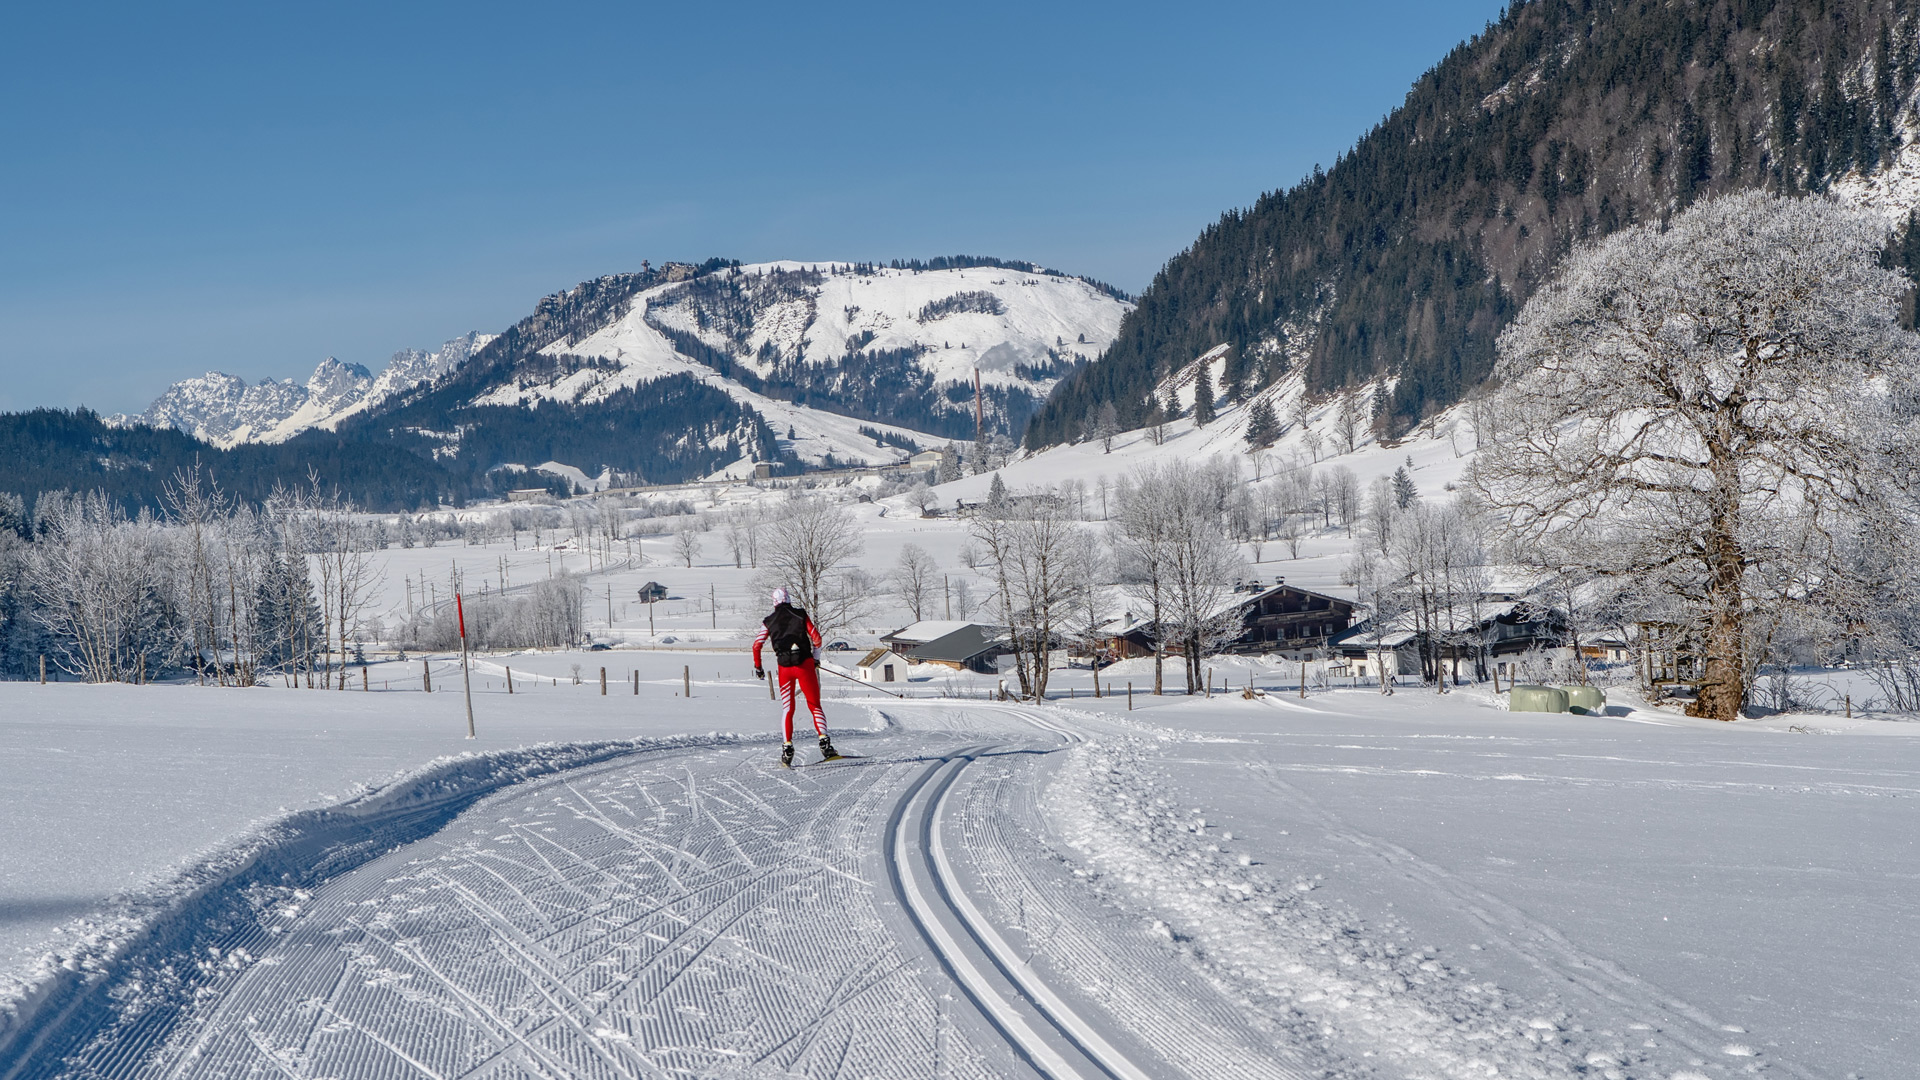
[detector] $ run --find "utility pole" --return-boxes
[710,583,717,629]
[606,583,613,629]
[456,593,475,739]
[944,575,951,620]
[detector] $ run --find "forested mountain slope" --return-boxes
[0,409,472,513]
[1028,0,1920,447]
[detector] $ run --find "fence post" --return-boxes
[633,670,639,695]
[1300,660,1307,698]
[40,655,46,685]
[600,667,607,695]
[1127,681,1133,710]
[1207,666,1213,698]
[423,660,432,693]
[138,655,145,686]
[362,664,370,691]
[507,666,514,694]
[684,665,691,698]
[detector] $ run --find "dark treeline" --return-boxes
[0,408,475,514]
[1028,0,1920,448]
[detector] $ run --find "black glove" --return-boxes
[755,668,765,680]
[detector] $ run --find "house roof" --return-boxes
[882,620,976,645]
[908,624,1008,665]
[856,647,896,668]
[1219,582,1354,617]
[1331,599,1564,649]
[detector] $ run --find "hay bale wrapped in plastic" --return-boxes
[1562,685,1605,713]
[1509,684,1569,713]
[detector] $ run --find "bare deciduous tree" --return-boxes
[673,518,703,568]
[755,499,868,636]
[891,542,938,621]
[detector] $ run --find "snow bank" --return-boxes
[1043,734,1623,1078]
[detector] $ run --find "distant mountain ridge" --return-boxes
[1029,0,1920,448]
[116,332,492,447]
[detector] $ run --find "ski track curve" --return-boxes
[18,704,1279,1080]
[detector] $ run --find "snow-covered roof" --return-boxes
[882,620,976,645]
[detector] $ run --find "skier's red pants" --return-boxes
[778,659,828,741]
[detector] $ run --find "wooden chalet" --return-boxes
[1094,580,1356,660]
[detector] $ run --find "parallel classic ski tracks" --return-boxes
[881,708,1154,1080]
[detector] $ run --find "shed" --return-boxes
[636,581,669,602]
[856,648,907,684]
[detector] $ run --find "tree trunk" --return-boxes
[1689,447,1746,721]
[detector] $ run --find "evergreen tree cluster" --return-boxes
[877,256,1133,302]
[1027,0,1920,449]
[915,291,1009,323]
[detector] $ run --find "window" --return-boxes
[883,664,895,682]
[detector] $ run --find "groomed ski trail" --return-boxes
[24,704,1288,1080]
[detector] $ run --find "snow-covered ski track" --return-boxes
[115,741,1010,1080]
[28,707,1260,1080]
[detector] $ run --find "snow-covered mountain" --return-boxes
[466,261,1131,474]
[121,332,492,447]
[112,260,1129,486]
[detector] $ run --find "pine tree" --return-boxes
[988,472,1008,507]
[1244,399,1279,450]
[1392,465,1418,508]
[1192,365,1216,426]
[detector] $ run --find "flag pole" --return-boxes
[457,593,476,739]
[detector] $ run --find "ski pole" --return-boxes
[816,661,906,698]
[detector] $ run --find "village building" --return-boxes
[1332,600,1572,683]
[880,620,1011,674]
[855,648,908,684]
[1095,580,1357,661]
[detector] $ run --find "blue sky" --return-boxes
[0,1,1508,414]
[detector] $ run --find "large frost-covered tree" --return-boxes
[1475,191,1920,720]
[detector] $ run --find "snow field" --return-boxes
[1086,687,1920,1078]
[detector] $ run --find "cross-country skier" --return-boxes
[753,588,840,767]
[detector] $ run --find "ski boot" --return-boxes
[780,742,795,768]
[817,735,843,762]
